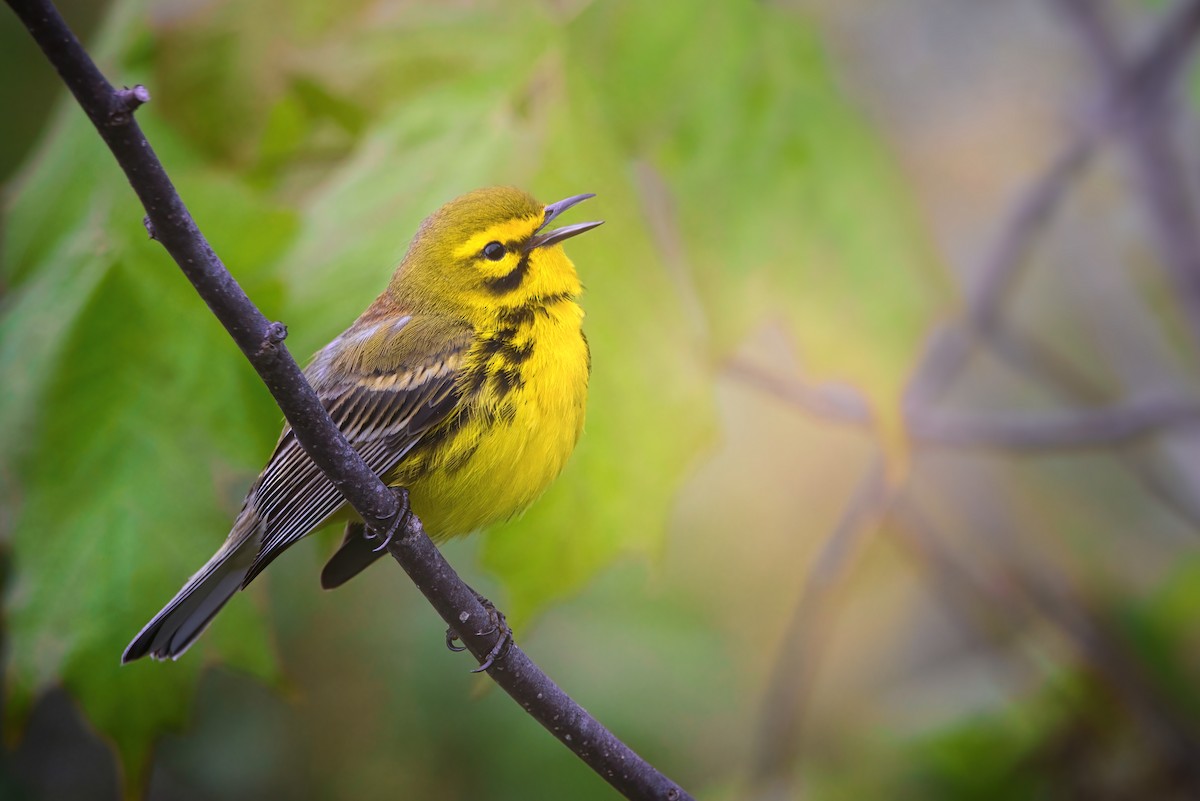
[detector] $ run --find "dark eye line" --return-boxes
[480,238,528,261]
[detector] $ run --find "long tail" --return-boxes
[122,515,261,663]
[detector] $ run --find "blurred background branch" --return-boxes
[737,0,1200,797]
[731,357,1200,451]
[750,454,893,799]
[6,0,1200,799]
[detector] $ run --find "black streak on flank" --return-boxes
[493,366,525,397]
[444,440,481,473]
[410,404,470,453]
[463,364,489,396]
[479,327,536,365]
[484,252,531,295]
[461,329,530,399]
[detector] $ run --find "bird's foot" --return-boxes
[367,487,411,553]
[444,588,513,672]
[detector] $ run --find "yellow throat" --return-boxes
[314,187,602,539]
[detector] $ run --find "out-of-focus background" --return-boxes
[4,0,1200,798]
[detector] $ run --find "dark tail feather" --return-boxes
[122,526,258,663]
[320,522,385,589]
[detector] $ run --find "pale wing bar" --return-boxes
[242,368,462,584]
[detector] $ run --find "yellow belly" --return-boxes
[393,302,589,540]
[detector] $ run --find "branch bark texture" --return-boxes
[4,1,693,798]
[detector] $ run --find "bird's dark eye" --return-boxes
[482,241,506,261]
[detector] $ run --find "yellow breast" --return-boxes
[394,297,589,540]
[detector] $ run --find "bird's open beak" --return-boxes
[527,193,604,251]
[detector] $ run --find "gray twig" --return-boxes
[897,499,1200,792]
[1050,0,1200,347]
[910,0,1200,407]
[730,357,1200,451]
[750,455,892,796]
[986,325,1200,527]
[907,138,1094,408]
[4,1,693,798]
[726,358,872,428]
[744,0,1200,792]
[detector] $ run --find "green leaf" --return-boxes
[265,5,715,623]
[2,92,296,784]
[4,0,945,784]
[483,0,947,614]
[566,0,948,450]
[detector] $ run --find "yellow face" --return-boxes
[453,213,552,295]
[392,187,602,312]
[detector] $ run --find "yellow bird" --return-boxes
[123,187,601,662]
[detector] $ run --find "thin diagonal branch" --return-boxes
[979,0,1200,527]
[725,359,872,428]
[906,139,1094,408]
[732,338,1200,524]
[986,325,1200,527]
[634,161,710,344]
[914,396,1200,450]
[913,0,1200,529]
[749,455,892,797]
[730,358,1200,451]
[909,0,1200,407]
[746,2,1200,793]
[899,500,1200,794]
[1050,0,1200,347]
[3,1,693,799]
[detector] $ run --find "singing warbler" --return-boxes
[123,187,601,662]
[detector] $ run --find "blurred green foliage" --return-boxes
[1,1,940,787]
[807,559,1200,801]
[11,0,1197,800]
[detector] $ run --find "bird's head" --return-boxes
[389,187,602,314]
